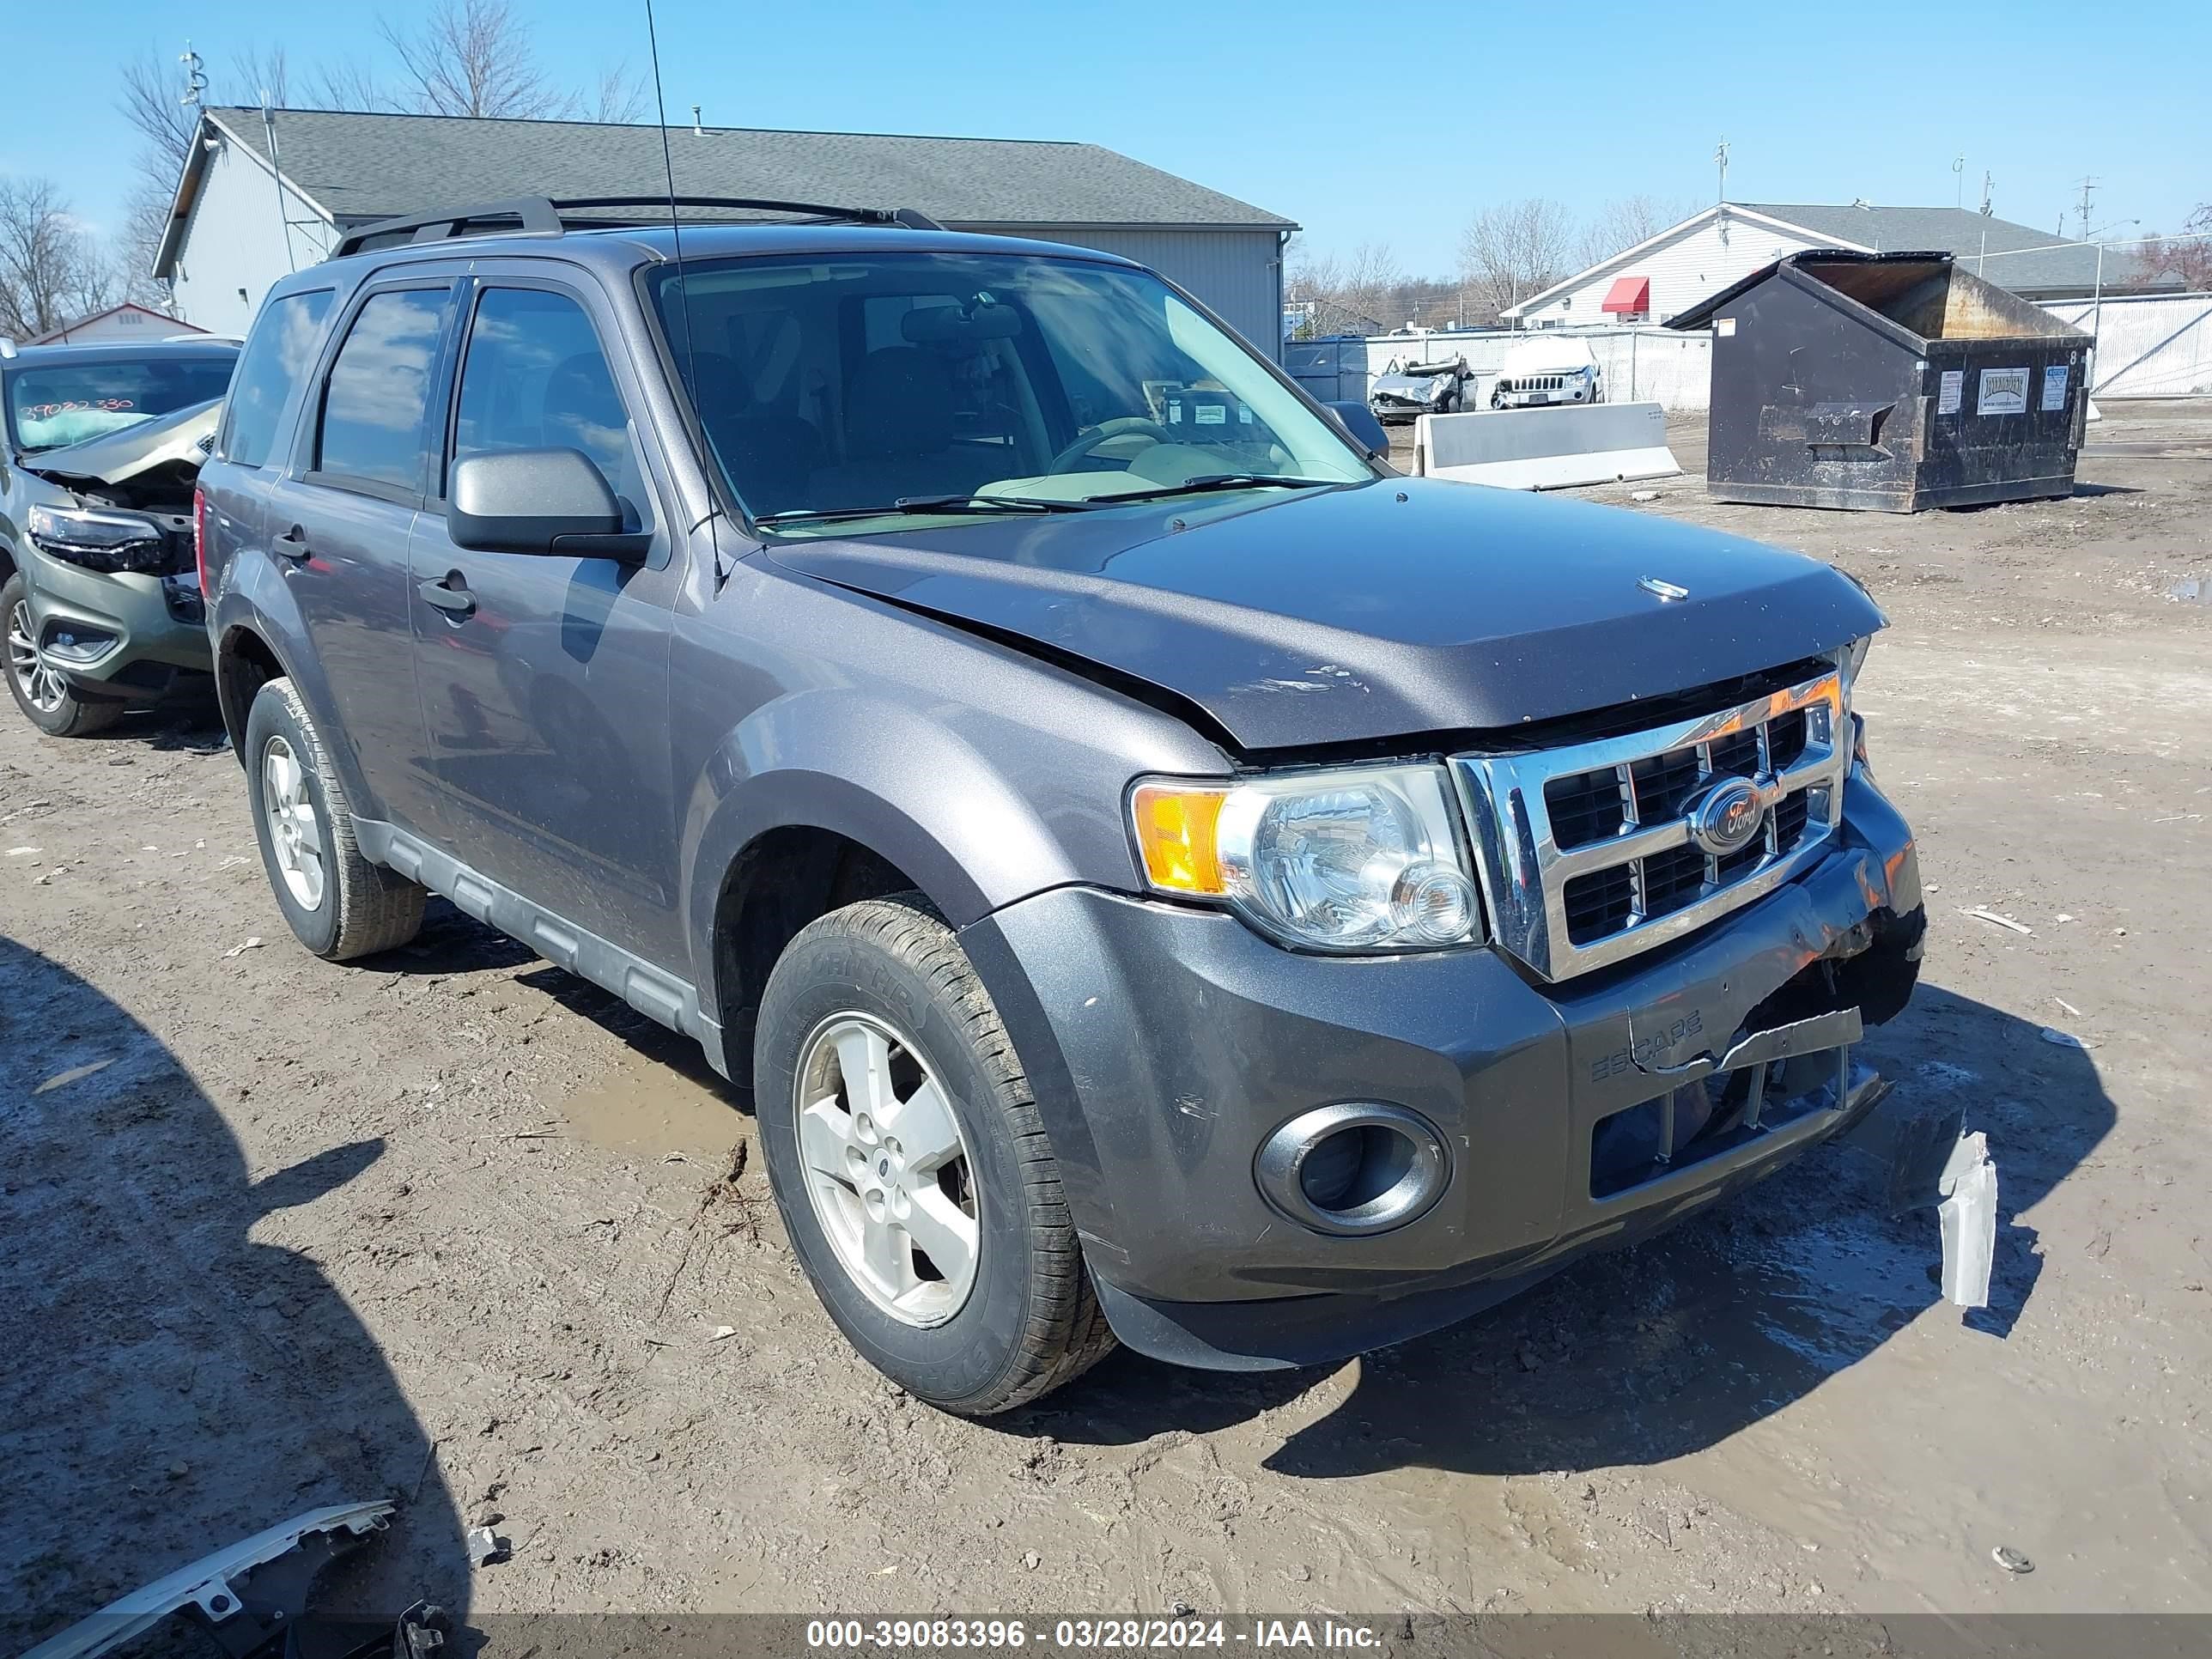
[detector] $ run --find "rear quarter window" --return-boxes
[219,289,337,467]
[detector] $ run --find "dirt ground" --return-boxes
[5,404,2211,1644]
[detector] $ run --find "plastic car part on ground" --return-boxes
[20,1498,449,1659]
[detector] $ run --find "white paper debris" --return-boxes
[1960,907,2033,936]
[33,1059,114,1096]
[1937,1131,1997,1309]
[222,937,266,958]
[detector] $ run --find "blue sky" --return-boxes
[6,0,2205,276]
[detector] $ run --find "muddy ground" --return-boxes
[5,404,2210,1644]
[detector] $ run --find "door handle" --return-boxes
[272,525,310,562]
[417,574,477,618]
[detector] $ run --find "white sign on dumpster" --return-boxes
[1977,367,2030,416]
[1937,370,1964,416]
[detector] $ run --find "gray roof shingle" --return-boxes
[1739,203,2140,292]
[206,106,1292,230]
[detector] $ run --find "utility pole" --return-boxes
[2075,177,2098,240]
[1953,154,1964,210]
[1980,170,1994,216]
[1715,138,1730,244]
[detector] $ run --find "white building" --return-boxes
[1503,202,2173,330]
[150,107,1297,355]
[24,302,204,346]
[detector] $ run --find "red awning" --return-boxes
[1601,276,1651,314]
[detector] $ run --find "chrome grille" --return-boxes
[1452,670,1850,979]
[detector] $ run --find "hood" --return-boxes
[763,478,1883,753]
[22,397,222,488]
[1371,371,1456,402]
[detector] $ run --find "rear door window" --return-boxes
[219,289,335,466]
[313,287,451,495]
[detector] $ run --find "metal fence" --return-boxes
[2039,292,2212,398]
[1347,327,1717,412]
[1297,294,2212,413]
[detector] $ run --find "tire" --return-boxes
[755,894,1115,1415]
[244,676,426,961]
[4,574,125,738]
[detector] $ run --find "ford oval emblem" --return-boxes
[1688,776,1765,857]
[1639,575,1690,601]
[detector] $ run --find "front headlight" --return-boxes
[1129,764,1484,952]
[26,503,167,573]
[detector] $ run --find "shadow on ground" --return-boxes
[1014,984,2109,1474]
[0,937,468,1650]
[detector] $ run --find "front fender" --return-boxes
[680,686,1094,987]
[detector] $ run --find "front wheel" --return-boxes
[4,574,123,738]
[754,895,1115,1414]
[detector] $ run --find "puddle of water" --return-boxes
[2170,577,2207,604]
[559,1048,746,1161]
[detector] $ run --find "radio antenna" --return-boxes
[642,0,714,536]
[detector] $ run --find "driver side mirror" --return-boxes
[1325,400,1391,461]
[447,448,651,561]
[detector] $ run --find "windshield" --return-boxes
[5,356,236,454]
[647,252,1370,533]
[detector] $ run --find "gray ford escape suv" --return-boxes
[197,198,1923,1415]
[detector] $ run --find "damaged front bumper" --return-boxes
[963,767,1923,1370]
[21,1501,398,1659]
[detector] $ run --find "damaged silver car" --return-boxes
[1367,355,1470,425]
[1,337,238,736]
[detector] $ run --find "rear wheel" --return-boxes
[4,574,123,738]
[755,894,1115,1415]
[245,676,426,960]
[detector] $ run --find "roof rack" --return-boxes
[333,195,945,258]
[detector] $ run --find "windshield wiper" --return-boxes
[1083,474,1341,506]
[759,494,1097,526]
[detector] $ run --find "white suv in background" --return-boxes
[1491,337,1603,409]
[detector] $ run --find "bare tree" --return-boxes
[1576,194,1698,268]
[1458,198,1577,323]
[306,59,401,112]
[2136,204,2212,290]
[587,64,647,125]
[1286,238,1408,335]
[117,48,203,177]
[382,0,572,118]
[108,14,648,298]
[113,44,304,307]
[0,177,116,341]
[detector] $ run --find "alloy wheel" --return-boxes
[7,600,67,714]
[261,735,326,909]
[793,1012,981,1328]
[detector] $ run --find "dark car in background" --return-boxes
[194,198,1922,1415]
[1,338,238,735]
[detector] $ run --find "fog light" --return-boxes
[43,627,115,665]
[1255,1103,1448,1237]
